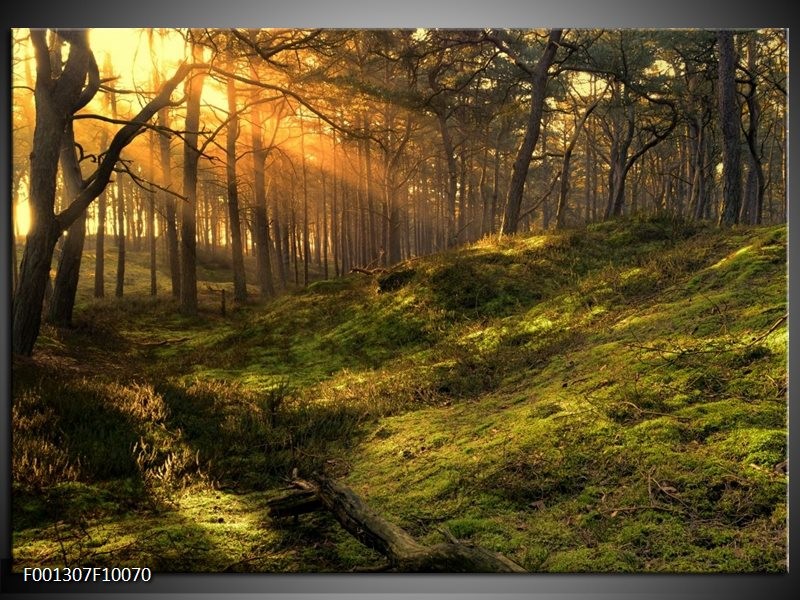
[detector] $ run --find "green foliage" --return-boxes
[12,219,787,572]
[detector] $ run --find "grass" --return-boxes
[12,215,787,572]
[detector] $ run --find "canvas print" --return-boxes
[10,28,787,573]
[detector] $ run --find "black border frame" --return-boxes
[1,1,794,598]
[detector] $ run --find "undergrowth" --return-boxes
[12,216,787,572]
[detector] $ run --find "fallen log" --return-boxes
[267,474,526,572]
[266,489,322,518]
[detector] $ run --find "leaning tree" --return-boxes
[12,29,193,356]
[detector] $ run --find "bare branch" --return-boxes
[56,61,197,229]
[113,162,188,202]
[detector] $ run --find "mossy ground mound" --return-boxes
[12,216,787,572]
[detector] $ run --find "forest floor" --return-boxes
[12,216,787,572]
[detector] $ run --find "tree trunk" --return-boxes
[556,97,601,229]
[717,30,742,226]
[130,186,143,252]
[314,192,322,269]
[605,87,635,219]
[157,106,181,299]
[93,129,109,299]
[340,178,350,274]
[491,130,503,234]
[321,167,329,279]
[583,117,593,224]
[114,174,126,298]
[365,128,377,264]
[500,29,563,236]
[148,162,157,296]
[48,123,86,326]
[12,30,94,355]
[689,114,708,220]
[225,71,248,303]
[11,178,20,295]
[436,113,458,247]
[456,148,468,241]
[201,184,211,251]
[47,214,86,327]
[742,34,765,225]
[180,41,205,315]
[104,82,127,299]
[291,208,300,286]
[331,131,340,277]
[272,185,287,289]
[299,118,310,286]
[250,97,275,297]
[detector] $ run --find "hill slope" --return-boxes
[12,217,787,572]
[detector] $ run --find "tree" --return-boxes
[741,32,765,225]
[492,29,563,236]
[249,82,277,298]
[717,30,742,226]
[94,134,109,298]
[47,121,86,326]
[12,29,192,355]
[585,32,679,219]
[555,88,603,229]
[14,28,785,356]
[12,30,98,352]
[109,78,126,298]
[157,101,181,299]
[224,56,248,303]
[670,32,716,221]
[179,36,206,315]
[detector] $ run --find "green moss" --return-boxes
[710,428,786,467]
[545,546,640,572]
[13,221,787,572]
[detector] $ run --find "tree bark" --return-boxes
[491,127,505,234]
[48,122,88,326]
[272,182,287,289]
[11,179,20,295]
[364,118,377,264]
[250,91,275,297]
[157,105,181,299]
[269,475,526,573]
[500,29,563,236]
[717,30,742,226]
[321,167,329,279]
[115,172,126,298]
[148,129,157,296]
[436,112,458,246]
[331,130,340,277]
[742,33,765,225]
[689,113,708,221]
[180,40,205,315]
[225,69,248,303]
[107,84,126,298]
[299,117,310,286]
[93,129,109,298]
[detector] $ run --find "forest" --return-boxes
[10,28,787,573]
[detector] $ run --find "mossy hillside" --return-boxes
[339,223,786,572]
[12,217,787,572]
